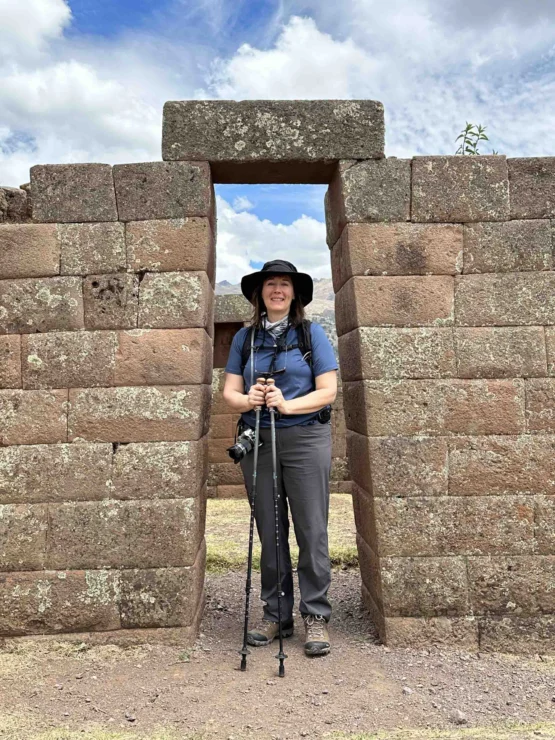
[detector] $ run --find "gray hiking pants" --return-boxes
[240,421,332,623]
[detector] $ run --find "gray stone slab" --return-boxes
[509,158,555,219]
[30,164,118,223]
[214,294,251,323]
[162,100,384,183]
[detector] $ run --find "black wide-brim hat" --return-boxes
[241,259,313,306]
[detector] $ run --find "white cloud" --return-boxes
[215,195,328,284]
[0,0,71,60]
[232,195,254,211]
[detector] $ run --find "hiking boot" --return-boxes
[247,619,294,647]
[303,614,331,656]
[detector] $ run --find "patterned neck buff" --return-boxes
[262,314,290,341]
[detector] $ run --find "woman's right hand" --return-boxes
[247,383,266,409]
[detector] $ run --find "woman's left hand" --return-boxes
[265,384,290,414]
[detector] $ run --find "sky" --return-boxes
[2,0,555,282]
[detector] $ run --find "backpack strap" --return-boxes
[239,320,314,382]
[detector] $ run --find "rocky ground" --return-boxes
[1,568,555,740]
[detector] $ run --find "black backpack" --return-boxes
[240,319,313,380]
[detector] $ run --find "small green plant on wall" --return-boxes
[455,122,499,154]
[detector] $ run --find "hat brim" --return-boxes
[241,268,313,307]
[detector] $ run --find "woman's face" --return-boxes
[261,274,295,315]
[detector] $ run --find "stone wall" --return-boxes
[328,154,555,653]
[0,162,215,644]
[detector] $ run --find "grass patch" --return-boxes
[331,721,555,740]
[205,493,358,573]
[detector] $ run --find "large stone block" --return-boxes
[0,389,68,445]
[83,273,139,330]
[138,271,213,330]
[467,556,555,616]
[119,541,205,628]
[215,484,246,499]
[463,220,551,274]
[208,437,235,463]
[356,534,383,610]
[339,326,456,381]
[22,330,117,389]
[412,156,509,223]
[351,482,378,550]
[0,186,31,223]
[455,327,547,378]
[114,328,212,385]
[449,435,555,497]
[59,222,126,275]
[214,294,252,324]
[110,438,207,500]
[331,223,463,292]
[374,495,535,557]
[455,272,555,326]
[208,413,234,439]
[383,615,478,649]
[326,159,411,246]
[0,335,21,388]
[536,495,555,554]
[479,615,555,654]
[47,498,202,569]
[0,569,121,636]
[543,328,555,376]
[0,224,59,279]
[113,162,214,223]
[0,276,84,334]
[30,164,118,223]
[509,158,555,219]
[126,218,215,282]
[335,276,454,336]
[0,504,48,570]
[0,442,111,505]
[162,99,385,183]
[343,379,525,437]
[208,461,245,487]
[525,379,555,433]
[381,556,470,617]
[67,384,210,442]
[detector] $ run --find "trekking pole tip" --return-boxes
[279,662,285,677]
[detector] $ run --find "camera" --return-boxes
[227,427,262,463]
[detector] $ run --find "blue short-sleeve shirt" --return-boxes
[225,322,338,428]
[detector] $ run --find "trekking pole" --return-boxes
[240,376,266,672]
[266,378,287,678]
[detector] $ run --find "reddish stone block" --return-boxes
[383,616,478,649]
[509,158,555,219]
[216,485,246,499]
[456,327,547,379]
[479,615,555,654]
[83,273,139,330]
[536,495,555,554]
[0,276,84,334]
[138,271,213,331]
[0,504,47,570]
[59,222,126,275]
[0,335,21,388]
[0,389,68,445]
[0,223,59,279]
[526,379,555,432]
[463,220,551,273]
[208,414,234,439]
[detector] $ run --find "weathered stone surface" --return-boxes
[468,556,555,616]
[208,461,245,487]
[0,335,21,388]
[525,379,555,433]
[208,438,235,463]
[126,218,215,283]
[455,327,547,378]
[30,164,118,223]
[111,438,207,500]
[138,271,213,330]
[0,389,67,445]
[326,159,411,246]
[22,330,117,389]
[0,187,31,223]
[331,223,463,292]
[412,156,509,223]
[509,158,555,219]
[351,482,378,550]
[214,294,252,324]
[455,272,555,326]
[347,432,448,496]
[383,615,479,649]
[335,276,454,336]
[113,162,214,223]
[47,498,202,569]
[463,220,552,273]
[543,328,555,376]
[381,556,470,617]
[0,569,121,635]
[67,384,210,442]
[208,414,234,439]
[536,495,555,554]
[331,413,346,458]
[479,615,555,654]
[83,273,139,330]
[449,435,555,496]
[0,276,84,334]
[114,328,212,386]
[374,495,535,557]
[0,224,59,279]
[119,541,205,628]
[356,534,383,610]
[0,504,48,570]
[339,327,456,381]
[0,442,111,505]
[162,100,385,182]
[330,457,349,482]
[215,484,246,499]
[59,222,126,275]
[343,379,525,437]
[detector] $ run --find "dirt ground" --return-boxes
[1,496,555,740]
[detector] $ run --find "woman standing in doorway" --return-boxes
[222,260,338,656]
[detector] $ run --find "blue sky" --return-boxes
[2,0,555,282]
